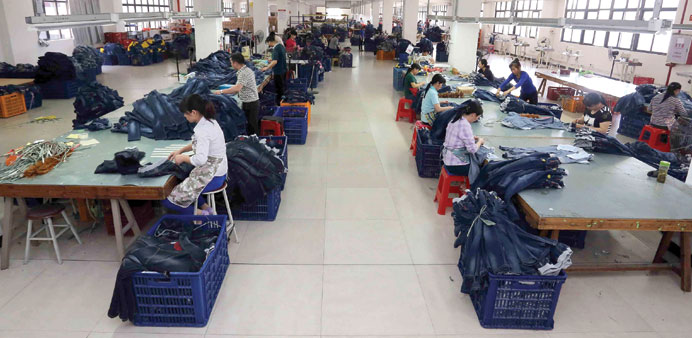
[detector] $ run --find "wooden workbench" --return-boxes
[535,71,638,102]
[0,78,34,86]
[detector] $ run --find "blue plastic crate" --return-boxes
[132,215,229,327]
[232,187,281,221]
[415,131,442,178]
[116,53,131,65]
[103,55,117,65]
[153,52,164,63]
[23,90,42,110]
[39,79,81,99]
[470,271,567,330]
[393,67,406,91]
[260,135,288,190]
[286,80,308,94]
[274,106,308,145]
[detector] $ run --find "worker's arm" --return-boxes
[496,74,514,96]
[589,121,611,134]
[261,60,278,72]
[214,83,243,95]
[433,103,454,113]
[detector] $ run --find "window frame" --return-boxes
[493,1,542,39]
[122,0,171,32]
[40,0,71,41]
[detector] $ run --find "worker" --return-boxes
[261,32,287,106]
[496,58,538,104]
[415,51,434,65]
[649,82,686,130]
[285,29,298,53]
[403,63,425,100]
[442,100,485,176]
[575,92,612,134]
[421,74,454,125]
[213,53,260,135]
[477,59,494,82]
[328,34,340,57]
[163,94,228,215]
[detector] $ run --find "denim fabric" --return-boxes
[396,39,412,56]
[282,90,315,104]
[445,164,469,176]
[0,62,37,78]
[431,101,478,143]
[226,136,286,206]
[189,51,270,88]
[500,96,561,117]
[137,158,195,180]
[501,112,566,130]
[0,84,41,109]
[416,38,434,54]
[74,118,111,131]
[613,92,646,117]
[472,72,505,88]
[636,84,662,103]
[499,144,593,164]
[72,82,124,127]
[473,89,501,103]
[73,46,103,70]
[35,52,77,83]
[678,91,692,117]
[423,26,443,42]
[124,90,194,141]
[95,148,146,175]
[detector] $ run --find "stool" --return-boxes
[24,204,82,264]
[639,125,671,152]
[194,182,238,243]
[410,87,418,97]
[410,120,431,156]
[396,98,415,123]
[260,119,284,136]
[434,167,469,215]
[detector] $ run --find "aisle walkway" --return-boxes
[0,52,691,338]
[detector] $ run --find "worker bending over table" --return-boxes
[477,59,494,82]
[213,53,260,135]
[575,92,612,135]
[496,58,538,104]
[442,100,485,176]
[421,74,454,125]
[163,94,228,215]
[650,82,685,130]
[403,63,425,100]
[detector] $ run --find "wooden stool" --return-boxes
[434,166,469,215]
[24,204,82,264]
[194,182,238,243]
[639,125,671,153]
[396,98,415,123]
[410,121,431,156]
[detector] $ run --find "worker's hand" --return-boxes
[478,138,485,145]
[174,154,189,165]
[213,90,222,95]
[575,123,584,129]
[260,67,268,72]
[495,90,501,97]
[168,149,182,161]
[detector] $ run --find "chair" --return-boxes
[260,119,284,136]
[434,166,469,215]
[410,120,431,156]
[396,98,415,123]
[24,204,82,264]
[194,182,238,243]
[639,125,671,153]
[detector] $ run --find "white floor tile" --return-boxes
[275,187,326,219]
[326,188,398,220]
[0,331,89,338]
[233,219,324,264]
[324,220,411,264]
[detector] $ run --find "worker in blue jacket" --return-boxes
[496,58,538,104]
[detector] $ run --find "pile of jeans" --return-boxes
[0,84,42,109]
[72,82,124,127]
[172,34,192,57]
[377,37,396,52]
[452,188,573,294]
[74,117,111,131]
[72,45,103,70]
[0,62,37,78]
[416,37,434,54]
[501,96,563,118]
[95,148,146,175]
[108,217,220,322]
[34,52,77,83]
[320,24,336,35]
[472,72,505,89]
[501,112,566,130]
[424,26,443,42]
[678,92,692,117]
[102,43,130,64]
[299,44,326,63]
[499,144,593,164]
[117,90,194,141]
[575,129,689,180]
[189,50,268,88]
[635,84,663,103]
[417,128,442,146]
[613,91,648,137]
[225,135,287,206]
[282,89,315,104]
[395,39,412,56]
[472,153,566,220]
[429,101,472,142]
[473,88,501,103]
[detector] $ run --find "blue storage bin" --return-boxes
[275,106,308,145]
[131,54,153,66]
[23,90,42,110]
[286,79,308,94]
[132,214,229,327]
[393,67,406,91]
[103,55,117,65]
[415,131,442,178]
[470,271,567,330]
[232,187,281,221]
[298,64,319,89]
[39,79,81,99]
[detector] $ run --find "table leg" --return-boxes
[1,197,14,270]
[118,199,141,236]
[539,230,549,237]
[681,232,691,292]
[550,230,560,241]
[653,231,674,263]
[110,199,125,259]
[537,78,547,97]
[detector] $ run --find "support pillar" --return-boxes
[276,0,287,33]
[382,0,392,34]
[448,0,482,73]
[195,0,223,60]
[252,0,269,53]
[403,0,417,42]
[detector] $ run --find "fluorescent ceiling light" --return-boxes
[25,13,118,30]
[514,18,564,28]
[119,12,169,22]
[565,19,663,33]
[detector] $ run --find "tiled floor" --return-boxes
[0,52,690,338]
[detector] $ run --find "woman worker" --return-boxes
[575,92,612,134]
[403,63,425,100]
[261,32,287,106]
[163,94,228,215]
[421,74,454,125]
[650,82,686,130]
[442,100,485,176]
[477,59,494,82]
[496,58,538,104]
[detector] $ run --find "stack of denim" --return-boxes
[282,89,315,104]
[500,96,562,117]
[34,52,77,83]
[0,62,37,78]
[501,112,566,130]
[115,90,194,141]
[423,26,443,42]
[189,51,269,88]
[72,82,124,127]
[226,135,286,206]
[377,38,396,52]
[102,43,130,65]
[678,92,692,117]
[74,118,111,131]
[473,89,501,103]
[472,153,566,220]
[472,72,505,88]
[73,46,103,70]
[0,84,42,109]
[452,188,573,294]
[416,37,434,54]
[499,144,593,164]
[635,84,663,103]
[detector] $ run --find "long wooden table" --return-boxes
[0,78,34,86]
[535,71,638,102]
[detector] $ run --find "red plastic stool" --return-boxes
[410,121,431,156]
[260,120,284,136]
[434,166,469,215]
[639,125,670,152]
[396,97,415,123]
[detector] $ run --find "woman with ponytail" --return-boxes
[261,32,288,105]
[421,74,454,124]
[163,94,228,215]
[650,82,685,130]
[496,58,538,104]
[442,99,485,176]
[403,63,424,100]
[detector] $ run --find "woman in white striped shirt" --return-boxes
[650,82,685,130]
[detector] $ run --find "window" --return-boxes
[122,0,170,32]
[561,0,675,54]
[186,0,194,12]
[418,6,427,22]
[223,0,232,12]
[493,1,542,38]
[39,0,71,40]
[430,5,448,26]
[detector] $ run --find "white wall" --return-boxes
[0,0,76,65]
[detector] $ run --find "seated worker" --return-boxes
[575,92,612,134]
[328,34,340,56]
[442,100,485,176]
[650,82,685,130]
[162,94,228,215]
[477,59,494,82]
[421,74,454,125]
[415,51,434,65]
[403,63,425,100]
[496,58,538,104]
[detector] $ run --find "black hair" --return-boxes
[423,74,446,96]
[179,94,215,120]
[452,99,484,123]
[265,32,276,43]
[509,58,521,70]
[662,82,682,103]
[405,63,421,77]
[479,59,489,68]
[230,52,246,65]
[583,92,606,108]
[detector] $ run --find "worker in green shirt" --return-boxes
[261,32,287,105]
[403,63,425,100]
